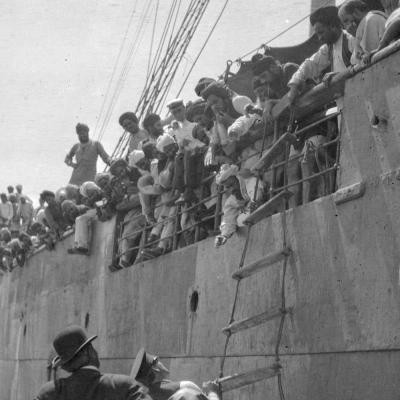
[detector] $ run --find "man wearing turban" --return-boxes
[65,123,112,186]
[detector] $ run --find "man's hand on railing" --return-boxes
[321,72,338,87]
[249,200,259,213]
[202,381,220,400]
[287,85,300,106]
[362,49,378,65]
[215,235,228,248]
[263,99,279,123]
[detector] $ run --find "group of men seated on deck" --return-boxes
[8,0,400,274]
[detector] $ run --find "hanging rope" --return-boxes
[225,0,337,66]
[175,0,228,97]
[218,111,274,380]
[94,0,139,140]
[97,0,155,142]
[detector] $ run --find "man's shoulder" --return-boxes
[99,373,148,397]
[35,381,58,400]
[100,372,137,386]
[365,10,387,23]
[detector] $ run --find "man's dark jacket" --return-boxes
[34,367,149,400]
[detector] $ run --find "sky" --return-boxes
[0,0,337,203]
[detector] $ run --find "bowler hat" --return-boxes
[52,325,97,367]
[131,348,157,385]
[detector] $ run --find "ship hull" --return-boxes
[2,44,400,400]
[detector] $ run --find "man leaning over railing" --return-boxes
[139,134,180,261]
[108,159,146,270]
[215,164,264,248]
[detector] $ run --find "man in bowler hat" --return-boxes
[131,348,207,400]
[34,326,150,400]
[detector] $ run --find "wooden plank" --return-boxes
[222,307,283,335]
[251,132,297,172]
[216,366,278,392]
[333,181,366,205]
[232,247,291,280]
[243,191,293,226]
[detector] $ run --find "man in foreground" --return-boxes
[34,325,150,400]
[131,348,207,400]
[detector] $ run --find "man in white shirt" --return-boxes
[166,99,205,150]
[339,0,386,64]
[288,6,354,106]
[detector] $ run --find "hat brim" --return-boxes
[53,335,97,367]
[131,348,146,380]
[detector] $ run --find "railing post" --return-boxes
[172,205,180,251]
[214,186,223,233]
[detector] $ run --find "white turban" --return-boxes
[80,181,101,198]
[128,150,145,167]
[232,94,253,115]
[215,164,239,185]
[156,134,176,152]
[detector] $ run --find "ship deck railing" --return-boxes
[113,110,341,266]
[110,38,400,268]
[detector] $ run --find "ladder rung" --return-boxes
[251,132,297,172]
[232,247,291,280]
[243,190,293,226]
[222,307,284,335]
[216,365,279,392]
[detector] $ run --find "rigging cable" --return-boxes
[175,0,229,97]
[97,0,154,142]
[145,0,160,84]
[94,0,139,140]
[231,0,336,63]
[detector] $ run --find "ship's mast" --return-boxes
[309,0,336,35]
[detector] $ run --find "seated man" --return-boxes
[30,221,56,251]
[61,200,92,255]
[339,0,386,64]
[94,172,118,221]
[109,159,146,269]
[214,164,264,248]
[139,135,180,260]
[40,190,69,239]
[131,149,163,226]
[131,348,207,400]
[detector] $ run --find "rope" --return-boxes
[228,0,336,64]
[273,109,296,400]
[94,0,139,140]
[175,0,228,97]
[218,108,274,382]
[218,109,296,399]
[145,0,160,83]
[97,0,155,142]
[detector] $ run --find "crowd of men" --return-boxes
[3,0,400,275]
